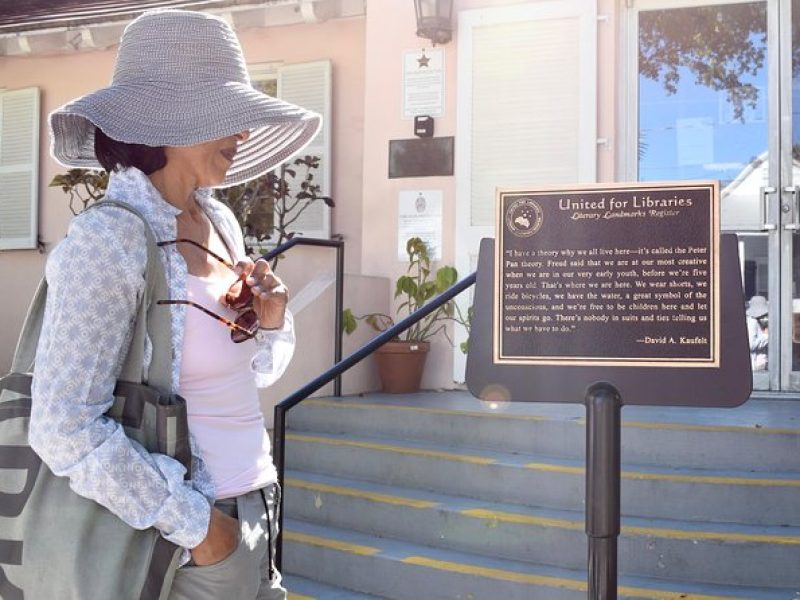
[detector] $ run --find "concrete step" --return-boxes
[284,470,800,589]
[287,393,800,472]
[284,574,385,599]
[284,430,800,527]
[282,519,796,599]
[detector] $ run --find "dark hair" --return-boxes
[93,127,167,175]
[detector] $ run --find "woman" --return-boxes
[746,295,769,371]
[30,9,320,599]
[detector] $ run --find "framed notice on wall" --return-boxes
[402,48,444,119]
[494,182,720,368]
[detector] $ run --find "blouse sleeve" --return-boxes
[29,208,211,550]
[251,309,296,388]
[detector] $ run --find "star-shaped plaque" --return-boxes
[417,50,430,68]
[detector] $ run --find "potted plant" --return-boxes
[342,237,471,393]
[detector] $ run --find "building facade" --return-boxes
[1,0,798,398]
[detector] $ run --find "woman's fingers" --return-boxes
[234,259,254,277]
[246,259,287,300]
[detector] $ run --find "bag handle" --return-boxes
[10,200,174,395]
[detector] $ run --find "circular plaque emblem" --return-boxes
[505,197,543,237]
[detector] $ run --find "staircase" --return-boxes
[280,391,800,599]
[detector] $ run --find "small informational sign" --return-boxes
[402,48,444,119]
[398,190,443,261]
[494,182,720,367]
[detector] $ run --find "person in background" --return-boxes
[31,9,321,599]
[746,295,769,371]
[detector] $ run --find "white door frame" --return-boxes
[453,1,598,381]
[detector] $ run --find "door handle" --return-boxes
[761,186,777,230]
[784,186,800,230]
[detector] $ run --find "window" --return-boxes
[0,87,39,250]
[243,60,332,244]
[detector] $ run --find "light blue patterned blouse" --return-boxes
[29,167,294,553]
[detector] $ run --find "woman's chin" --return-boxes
[199,171,228,187]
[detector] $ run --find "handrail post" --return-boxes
[273,402,287,570]
[334,242,344,396]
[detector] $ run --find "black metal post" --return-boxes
[273,402,287,570]
[333,242,344,396]
[585,381,622,599]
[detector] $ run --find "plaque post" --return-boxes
[585,381,622,599]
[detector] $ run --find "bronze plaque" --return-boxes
[494,182,720,367]
[388,137,454,178]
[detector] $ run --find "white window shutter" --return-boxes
[0,87,39,250]
[467,1,596,227]
[277,60,332,239]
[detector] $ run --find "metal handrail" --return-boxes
[259,237,344,396]
[273,271,477,568]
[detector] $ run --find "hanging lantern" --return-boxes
[414,0,454,46]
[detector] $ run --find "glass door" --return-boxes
[783,0,800,388]
[629,0,779,390]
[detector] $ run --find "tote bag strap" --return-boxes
[10,200,174,394]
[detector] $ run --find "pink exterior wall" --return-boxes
[1,0,621,391]
[360,0,619,389]
[0,15,366,374]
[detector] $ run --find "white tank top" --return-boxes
[179,273,276,499]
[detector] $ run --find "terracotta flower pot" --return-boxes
[374,340,430,393]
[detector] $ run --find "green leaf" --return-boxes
[395,275,417,299]
[436,266,458,291]
[342,309,357,335]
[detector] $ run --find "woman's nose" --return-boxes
[236,130,250,142]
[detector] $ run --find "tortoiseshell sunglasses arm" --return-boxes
[157,300,255,339]
[158,239,235,270]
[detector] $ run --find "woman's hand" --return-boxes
[235,258,289,330]
[190,507,239,566]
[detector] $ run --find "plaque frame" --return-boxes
[493,182,721,369]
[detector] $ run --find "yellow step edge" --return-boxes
[463,508,584,531]
[286,477,437,509]
[305,399,800,435]
[464,509,800,546]
[285,532,743,599]
[283,531,379,556]
[401,556,742,599]
[523,462,800,487]
[286,480,800,546]
[622,470,800,487]
[287,433,799,487]
[286,433,494,465]
[287,594,314,600]
[619,419,800,436]
[304,398,548,421]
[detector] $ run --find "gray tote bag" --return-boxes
[0,201,193,599]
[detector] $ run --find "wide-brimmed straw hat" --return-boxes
[746,295,768,318]
[49,9,321,187]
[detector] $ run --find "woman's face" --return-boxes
[163,130,250,186]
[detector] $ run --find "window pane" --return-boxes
[638,3,768,192]
[638,2,770,390]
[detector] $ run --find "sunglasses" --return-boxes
[157,239,259,343]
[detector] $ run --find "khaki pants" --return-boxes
[169,484,286,600]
